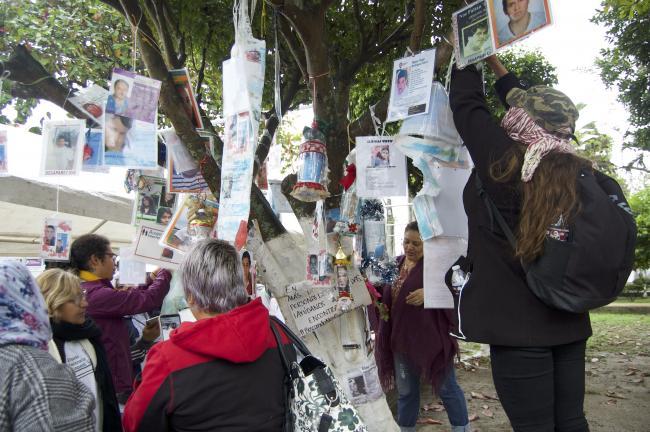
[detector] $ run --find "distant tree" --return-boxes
[629,186,650,271]
[592,0,650,170]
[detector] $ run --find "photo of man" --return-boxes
[44,225,56,247]
[308,254,318,276]
[394,69,408,98]
[104,114,133,153]
[493,0,549,47]
[106,78,130,115]
[461,19,491,57]
[157,207,173,226]
[46,132,77,171]
[336,265,350,296]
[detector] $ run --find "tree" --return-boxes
[0,1,561,427]
[629,186,650,271]
[592,0,650,171]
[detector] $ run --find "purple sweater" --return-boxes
[375,256,457,393]
[83,270,171,394]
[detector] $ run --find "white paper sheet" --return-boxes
[355,136,408,198]
[133,222,183,269]
[423,237,467,309]
[40,120,85,176]
[117,247,147,285]
[386,49,436,122]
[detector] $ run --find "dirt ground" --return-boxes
[386,312,650,432]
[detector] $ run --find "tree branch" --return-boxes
[409,0,426,52]
[3,45,92,122]
[194,29,212,106]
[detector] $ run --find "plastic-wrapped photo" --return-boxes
[490,0,551,48]
[104,68,160,168]
[133,175,166,224]
[40,120,85,176]
[452,0,495,68]
[69,84,109,126]
[40,218,72,261]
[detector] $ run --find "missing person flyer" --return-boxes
[386,48,436,122]
[452,0,496,68]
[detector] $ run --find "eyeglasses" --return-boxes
[71,288,87,306]
[106,252,118,263]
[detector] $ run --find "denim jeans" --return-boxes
[393,354,470,431]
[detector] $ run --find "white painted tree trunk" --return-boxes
[250,230,399,432]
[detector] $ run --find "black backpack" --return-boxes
[476,169,637,313]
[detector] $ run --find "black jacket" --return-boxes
[449,65,592,347]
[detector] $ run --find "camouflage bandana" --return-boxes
[506,86,579,134]
[501,107,576,182]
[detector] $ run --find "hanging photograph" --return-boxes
[133,222,183,269]
[170,68,204,129]
[133,175,166,225]
[160,194,219,254]
[104,68,161,168]
[40,119,85,176]
[355,136,407,198]
[0,130,7,175]
[216,112,256,243]
[69,84,109,126]
[489,0,552,49]
[386,48,436,122]
[40,218,72,261]
[161,129,210,193]
[81,129,107,172]
[452,0,496,68]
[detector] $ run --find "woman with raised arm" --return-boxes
[449,55,591,431]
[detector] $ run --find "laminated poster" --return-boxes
[216,112,256,243]
[0,130,7,175]
[453,0,552,68]
[222,38,266,117]
[355,136,407,198]
[41,218,72,261]
[488,0,552,49]
[161,129,210,193]
[81,129,108,173]
[169,68,204,129]
[452,0,495,68]
[68,84,109,126]
[160,194,219,254]
[286,266,371,338]
[423,237,466,309]
[133,222,183,269]
[40,120,85,176]
[104,68,161,168]
[133,175,173,226]
[386,48,436,122]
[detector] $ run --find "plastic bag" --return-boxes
[394,82,469,167]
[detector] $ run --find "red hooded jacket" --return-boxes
[123,299,292,432]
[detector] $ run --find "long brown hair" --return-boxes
[490,146,592,262]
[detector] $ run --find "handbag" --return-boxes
[270,317,368,432]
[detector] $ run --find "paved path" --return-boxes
[597,302,650,314]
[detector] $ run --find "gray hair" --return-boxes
[180,239,248,313]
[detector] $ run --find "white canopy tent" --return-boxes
[0,175,135,257]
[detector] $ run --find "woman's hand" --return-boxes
[485,55,508,78]
[142,319,161,342]
[405,288,425,306]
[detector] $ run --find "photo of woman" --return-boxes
[493,0,549,47]
[139,195,157,216]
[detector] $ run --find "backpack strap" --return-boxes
[474,172,518,250]
[79,339,97,370]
